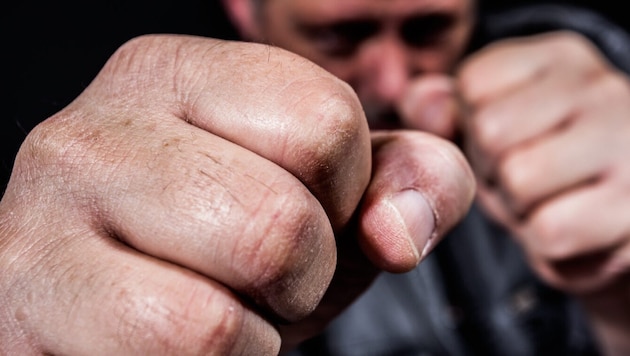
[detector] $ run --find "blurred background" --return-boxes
[2,0,628,191]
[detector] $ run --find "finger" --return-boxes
[359,130,476,272]
[502,175,630,294]
[493,113,612,214]
[38,111,338,322]
[464,70,576,174]
[91,35,372,231]
[457,31,604,107]
[64,35,374,320]
[461,56,605,183]
[526,246,628,295]
[517,169,630,294]
[4,230,280,355]
[520,177,630,266]
[397,74,462,140]
[488,71,630,214]
[458,32,608,181]
[280,132,475,348]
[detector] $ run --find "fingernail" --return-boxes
[390,189,436,261]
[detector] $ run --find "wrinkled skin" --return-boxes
[0,36,474,354]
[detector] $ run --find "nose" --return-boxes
[360,35,412,105]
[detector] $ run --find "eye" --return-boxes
[400,14,455,48]
[300,20,379,58]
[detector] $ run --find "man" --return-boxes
[1,1,629,355]
[222,1,630,354]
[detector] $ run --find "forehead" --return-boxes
[266,0,470,22]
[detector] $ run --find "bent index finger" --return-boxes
[103,35,371,230]
[457,31,602,106]
[359,131,476,272]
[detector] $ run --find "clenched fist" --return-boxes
[458,31,630,354]
[0,35,474,355]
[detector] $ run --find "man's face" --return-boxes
[255,0,475,128]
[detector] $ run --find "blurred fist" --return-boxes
[0,34,476,355]
[457,31,630,295]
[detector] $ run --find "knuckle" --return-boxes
[551,31,590,53]
[238,185,335,320]
[12,109,130,213]
[16,117,88,180]
[106,35,161,74]
[469,110,505,158]
[291,77,366,169]
[597,73,630,102]
[529,212,574,261]
[243,187,313,276]
[100,34,185,94]
[18,120,61,169]
[115,284,247,354]
[26,113,115,184]
[496,153,535,204]
[547,31,601,69]
[282,76,370,225]
[191,297,246,354]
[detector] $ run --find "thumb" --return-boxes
[359,130,476,272]
[398,74,461,140]
[277,131,475,351]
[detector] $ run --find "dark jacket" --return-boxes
[294,204,599,356]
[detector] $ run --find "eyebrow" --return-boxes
[295,18,380,38]
[292,10,456,32]
[401,13,456,38]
